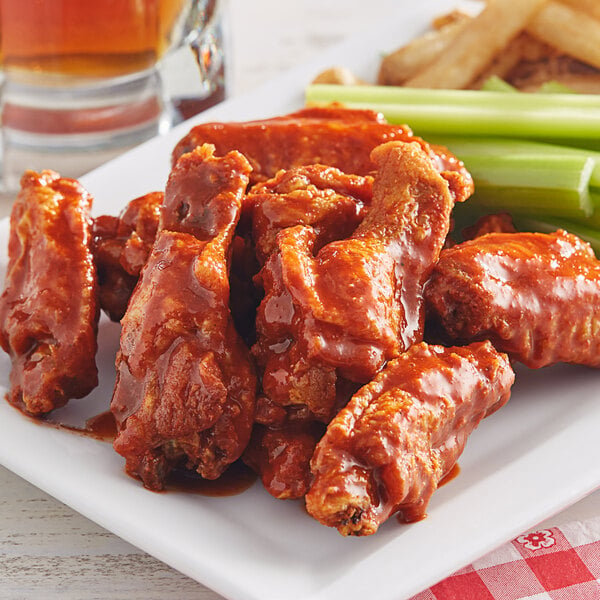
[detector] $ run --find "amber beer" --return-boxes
[0,0,223,192]
[0,0,189,79]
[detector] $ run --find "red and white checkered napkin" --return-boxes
[411,517,600,600]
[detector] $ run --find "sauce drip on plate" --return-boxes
[163,460,257,497]
[37,410,118,442]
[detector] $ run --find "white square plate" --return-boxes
[1,2,600,599]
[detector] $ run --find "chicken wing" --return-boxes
[0,170,99,415]
[425,229,600,368]
[111,145,257,489]
[246,141,457,498]
[172,106,474,204]
[305,341,514,536]
[242,421,325,500]
[254,140,457,418]
[93,191,162,321]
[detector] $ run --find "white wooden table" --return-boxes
[1,1,599,598]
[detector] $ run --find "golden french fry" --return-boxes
[471,32,560,89]
[431,9,470,30]
[527,1,600,70]
[377,16,470,85]
[312,67,366,86]
[404,0,549,89]
[557,0,600,21]
[471,33,533,88]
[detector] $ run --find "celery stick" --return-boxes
[573,191,600,228]
[538,81,576,94]
[305,84,600,143]
[428,136,600,189]
[481,76,518,93]
[479,77,574,94]
[514,216,600,255]
[460,155,593,219]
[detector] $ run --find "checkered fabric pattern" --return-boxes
[410,517,600,600]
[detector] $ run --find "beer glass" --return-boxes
[0,0,225,191]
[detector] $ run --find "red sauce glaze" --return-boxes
[438,463,461,488]
[17,406,118,443]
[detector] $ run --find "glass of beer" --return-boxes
[0,0,226,191]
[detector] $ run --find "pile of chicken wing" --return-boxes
[1,106,599,536]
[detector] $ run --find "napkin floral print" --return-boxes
[411,517,600,599]
[516,529,556,552]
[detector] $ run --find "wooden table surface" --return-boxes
[1,1,599,599]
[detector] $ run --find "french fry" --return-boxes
[377,15,469,85]
[431,9,470,30]
[471,33,533,88]
[557,0,600,21]
[527,1,600,70]
[404,0,549,89]
[471,33,559,89]
[312,67,366,86]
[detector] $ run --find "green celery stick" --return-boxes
[460,154,594,219]
[538,81,576,94]
[573,191,600,228]
[480,76,518,93]
[428,136,600,189]
[305,84,600,143]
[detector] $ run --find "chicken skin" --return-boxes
[93,191,163,321]
[0,170,99,415]
[425,229,600,368]
[172,106,474,204]
[305,341,514,536]
[111,145,257,489]
[247,164,373,265]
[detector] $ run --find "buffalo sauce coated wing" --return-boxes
[0,170,99,415]
[93,191,162,321]
[425,230,600,368]
[172,106,474,203]
[247,141,457,498]
[110,145,256,489]
[254,141,456,407]
[305,341,514,536]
